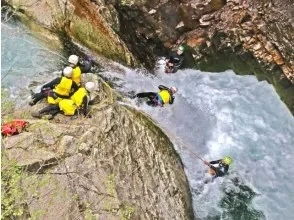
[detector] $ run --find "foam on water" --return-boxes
[104,66,294,220]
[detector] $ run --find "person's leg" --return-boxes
[43,108,60,120]
[39,104,59,114]
[136,92,156,99]
[29,92,46,106]
[146,100,158,107]
[32,105,59,120]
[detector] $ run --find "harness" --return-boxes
[152,94,163,107]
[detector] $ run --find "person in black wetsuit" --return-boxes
[165,45,185,74]
[204,156,233,181]
[135,85,178,107]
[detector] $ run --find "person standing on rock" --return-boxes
[135,85,178,107]
[165,45,185,74]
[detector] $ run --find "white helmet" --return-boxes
[63,66,73,78]
[170,86,178,94]
[85,82,96,92]
[68,55,79,65]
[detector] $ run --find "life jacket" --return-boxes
[71,88,88,107]
[72,66,81,86]
[47,91,63,105]
[53,77,73,97]
[1,120,29,136]
[158,90,171,104]
[59,99,77,116]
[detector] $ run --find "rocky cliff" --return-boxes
[2,74,194,219]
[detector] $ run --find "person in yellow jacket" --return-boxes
[31,82,96,120]
[67,55,92,86]
[135,85,178,107]
[59,81,96,117]
[29,67,79,106]
[47,66,79,104]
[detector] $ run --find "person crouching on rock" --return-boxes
[31,81,97,120]
[135,85,178,107]
[29,67,79,106]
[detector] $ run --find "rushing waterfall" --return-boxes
[103,65,294,220]
[2,21,294,220]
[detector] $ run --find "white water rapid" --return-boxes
[103,64,294,220]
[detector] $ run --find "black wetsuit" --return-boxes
[37,95,92,118]
[209,159,229,178]
[136,85,175,107]
[30,77,78,105]
[166,51,184,73]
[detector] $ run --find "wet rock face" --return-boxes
[2,76,194,220]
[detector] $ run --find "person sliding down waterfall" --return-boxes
[165,45,185,74]
[203,156,233,182]
[135,85,178,107]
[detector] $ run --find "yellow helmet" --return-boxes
[223,156,233,165]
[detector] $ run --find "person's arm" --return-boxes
[81,96,90,117]
[174,55,184,68]
[209,159,222,164]
[81,96,88,116]
[41,77,61,90]
[169,95,175,104]
[158,85,169,90]
[68,81,79,97]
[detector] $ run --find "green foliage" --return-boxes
[1,154,26,219]
[107,173,115,196]
[84,203,98,220]
[121,204,135,220]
